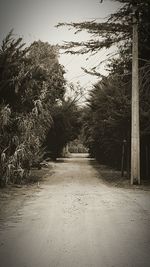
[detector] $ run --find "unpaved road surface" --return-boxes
[0,154,150,267]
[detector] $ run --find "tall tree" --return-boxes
[0,33,66,185]
[57,0,150,72]
[57,0,150,177]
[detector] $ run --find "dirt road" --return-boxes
[0,154,150,267]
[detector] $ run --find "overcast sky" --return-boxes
[0,0,121,89]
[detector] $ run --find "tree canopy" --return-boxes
[57,0,150,177]
[57,0,150,71]
[0,32,70,185]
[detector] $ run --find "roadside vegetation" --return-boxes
[58,0,150,179]
[1,0,150,186]
[0,32,81,186]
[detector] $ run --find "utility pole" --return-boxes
[131,4,140,185]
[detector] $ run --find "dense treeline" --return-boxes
[82,1,150,177]
[0,32,80,186]
[83,73,131,168]
[1,0,150,185]
[58,0,150,178]
[83,65,150,178]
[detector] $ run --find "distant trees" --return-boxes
[45,99,82,160]
[68,137,88,153]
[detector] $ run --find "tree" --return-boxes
[82,71,131,168]
[57,0,150,72]
[28,41,66,105]
[57,0,150,178]
[45,99,81,160]
[0,33,66,185]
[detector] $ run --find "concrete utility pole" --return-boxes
[131,4,140,185]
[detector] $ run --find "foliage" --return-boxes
[28,41,66,105]
[82,71,131,168]
[57,0,150,176]
[0,32,66,185]
[44,100,81,160]
[83,57,150,174]
[57,0,150,73]
[68,137,88,153]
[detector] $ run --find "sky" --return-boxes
[0,0,121,91]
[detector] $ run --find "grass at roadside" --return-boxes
[91,161,150,190]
